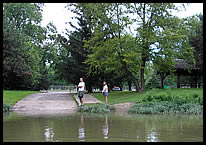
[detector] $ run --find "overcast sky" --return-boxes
[41,3,203,37]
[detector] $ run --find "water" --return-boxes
[3,112,203,142]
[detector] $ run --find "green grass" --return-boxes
[91,88,203,105]
[91,91,146,104]
[3,90,39,106]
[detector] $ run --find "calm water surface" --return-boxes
[3,111,203,142]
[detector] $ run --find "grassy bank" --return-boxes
[91,88,203,104]
[91,88,203,114]
[77,104,115,113]
[3,90,39,112]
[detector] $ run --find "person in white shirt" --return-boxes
[78,78,85,106]
[102,81,108,105]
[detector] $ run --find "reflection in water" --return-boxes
[44,127,54,142]
[3,112,203,142]
[78,113,85,141]
[147,129,159,142]
[103,115,109,140]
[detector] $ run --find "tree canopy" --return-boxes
[3,3,202,91]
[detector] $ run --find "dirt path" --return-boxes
[12,91,77,116]
[113,102,136,112]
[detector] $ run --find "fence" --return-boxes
[48,85,77,92]
[180,84,203,88]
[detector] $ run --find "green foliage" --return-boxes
[142,88,203,105]
[128,101,203,115]
[3,3,57,90]
[77,104,115,113]
[3,103,12,112]
[187,14,203,73]
[128,88,203,114]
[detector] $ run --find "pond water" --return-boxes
[3,111,203,142]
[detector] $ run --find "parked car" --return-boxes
[112,87,120,91]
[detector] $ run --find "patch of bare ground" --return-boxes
[114,102,136,112]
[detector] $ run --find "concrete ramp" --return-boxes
[74,93,102,106]
[12,91,77,115]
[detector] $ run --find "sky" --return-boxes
[41,3,203,37]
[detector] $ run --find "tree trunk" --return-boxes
[140,57,146,91]
[177,75,180,88]
[160,74,168,89]
[160,76,164,89]
[128,72,141,92]
[86,77,93,93]
[140,67,145,91]
[191,75,197,88]
[128,79,132,91]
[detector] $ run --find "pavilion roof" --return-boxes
[174,59,197,70]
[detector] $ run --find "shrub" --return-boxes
[179,103,203,114]
[192,93,199,99]
[3,103,12,112]
[143,91,172,102]
[128,102,203,115]
[77,104,115,113]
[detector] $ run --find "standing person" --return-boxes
[102,81,108,105]
[78,78,85,106]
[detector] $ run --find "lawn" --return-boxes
[91,88,203,105]
[3,90,39,106]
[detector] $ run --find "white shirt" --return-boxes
[102,85,108,93]
[78,82,85,91]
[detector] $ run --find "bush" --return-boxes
[3,103,12,112]
[192,93,199,99]
[128,101,203,115]
[179,103,203,114]
[142,90,172,102]
[142,89,203,105]
[77,104,115,113]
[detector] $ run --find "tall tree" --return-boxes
[81,3,143,91]
[3,3,44,90]
[127,3,189,91]
[3,3,55,90]
[152,16,194,89]
[54,3,96,92]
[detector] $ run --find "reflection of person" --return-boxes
[44,127,54,142]
[103,115,109,140]
[78,113,85,141]
[77,78,85,106]
[102,82,108,105]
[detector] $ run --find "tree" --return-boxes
[187,14,203,71]
[3,3,44,90]
[183,14,203,88]
[54,3,96,92]
[80,3,143,91]
[82,3,192,92]
[127,3,191,91]
[152,16,193,89]
[3,3,55,90]
[56,3,132,92]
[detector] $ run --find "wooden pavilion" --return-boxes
[174,59,202,88]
